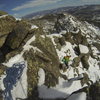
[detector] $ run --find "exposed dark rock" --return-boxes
[72,30,88,45]
[0,50,5,62]
[63,32,74,44]
[0,15,16,47]
[81,73,90,86]
[59,37,66,46]
[23,35,61,98]
[87,82,100,100]
[73,46,80,56]
[0,90,3,100]
[81,54,90,70]
[4,21,31,49]
[5,48,22,62]
[72,57,81,68]
[93,43,100,51]
[0,35,7,48]
[0,64,7,76]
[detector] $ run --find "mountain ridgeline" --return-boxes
[23,5,100,28]
[0,10,100,100]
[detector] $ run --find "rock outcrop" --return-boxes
[0,13,16,48]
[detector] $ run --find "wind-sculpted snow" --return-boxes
[3,62,25,100]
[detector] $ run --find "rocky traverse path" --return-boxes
[0,11,99,100]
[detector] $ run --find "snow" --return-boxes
[47,33,62,46]
[57,42,77,62]
[23,35,42,53]
[38,77,84,99]
[23,35,36,50]
[85,22,100,36]
[15,18,21,21]
[70,17,77,28]
[0,15,8,18]
[43,21,54,33]
[3,52,24,67]
[31,25,38,29]
[1,34,43,100]
[91,46,100,58]
[60,30,67,35]
[47,33,62,38]
[2,50,28,100]
[11,61,28,100]
[88,56,100,83]
[38,33,92,99]
[38,68,45,86]
[3,57,28,100]
[67,92,86,100]
[38,53,85,99]
[0,75,6,90]
[0,12,100,100]
[71,29,79,34]
[79,44,89,54]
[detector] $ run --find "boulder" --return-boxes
[59,36,66,46]
[0,90,3,100]
[79,44,89,54]
[88,82,100,100]
[63,32,74,44]
[0,15,16,47]
[81,54,90,70]
[81,73,90,86]
[54,37,62,50]
[72,57,81,67]
[0,50,5,62]
[0,64,6,76]
[0,35,7,47]
[4,21,31,49]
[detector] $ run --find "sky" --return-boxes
[0,0,100,17]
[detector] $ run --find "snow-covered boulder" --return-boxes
[79,44,89,54]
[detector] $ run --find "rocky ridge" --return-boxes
[0,11,99,100]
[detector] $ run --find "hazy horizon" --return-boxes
[0,0,100,17]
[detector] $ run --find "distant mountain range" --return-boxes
[23,4,100,27]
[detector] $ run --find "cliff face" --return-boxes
[0,12,100,100]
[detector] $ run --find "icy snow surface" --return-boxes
[79,44,89,54]
[38,71,86,99]
[38,68,45,86]
[11,61,28,100]
[3,56,27,100]
[31,25,38,29]
[23,35,42,53]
